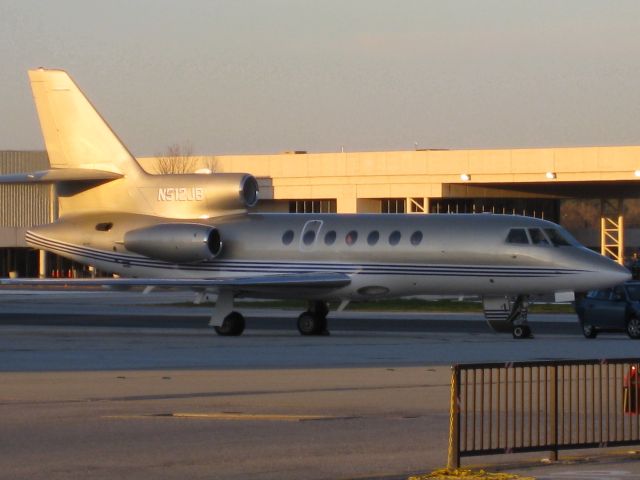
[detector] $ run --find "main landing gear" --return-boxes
[482,294,533,339]
[209,291,245,336]
[214,311,245,336]
[297,301,330,336]
[209,292,330,337]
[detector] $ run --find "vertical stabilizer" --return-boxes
[28,69,145,178]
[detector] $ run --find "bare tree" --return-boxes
[154,143,197,174]
[202,156,218,174]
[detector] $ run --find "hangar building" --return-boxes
[2,145,640,277]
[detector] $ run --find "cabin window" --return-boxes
[95,222,113,232]
[282,230,294,245]
[345,230,358,246]
[506,228,529,244]
[410,231,423,246]
[528,228,550,245]
[324,230,336,245]
[367,231,379,246]
[544,228,572,247]
[303,230,316,245]
[389,230,401,246]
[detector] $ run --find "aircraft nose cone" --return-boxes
[597,258,631,286]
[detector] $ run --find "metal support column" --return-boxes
[601,199,624,265]
[447,366,461,470]
[38,250,46,278]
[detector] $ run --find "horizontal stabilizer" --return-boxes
[0,272,351,291]
[0,168,123,184]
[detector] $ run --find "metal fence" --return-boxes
[447,358,640,469]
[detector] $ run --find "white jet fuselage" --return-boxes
[26,212,628,301]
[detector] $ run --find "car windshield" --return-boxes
[625,284,640,301]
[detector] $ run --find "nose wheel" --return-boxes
[512,324,532,339]
[483,295,534,339]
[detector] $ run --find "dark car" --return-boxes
[575,281,640,339]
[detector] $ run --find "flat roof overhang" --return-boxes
[442,180,640,199]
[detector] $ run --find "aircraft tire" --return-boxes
[581,323,597,339]
[512,325,532,339]
[214,311,245,336]
[297,311,323,336]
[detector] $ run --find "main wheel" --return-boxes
[512,325,532,339]
[214,311,245,336]
[626,317,640,339]
[297,311,322,335]
[581,322,597,339]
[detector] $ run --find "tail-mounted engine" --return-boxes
[123,223,222,263]
[203,173,259,210]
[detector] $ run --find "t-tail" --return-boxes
[0,69,258,219]
[29,68,146,179]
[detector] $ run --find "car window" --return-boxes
[613,285,626,300]
[626,284,640,301]
[593,289,612,300]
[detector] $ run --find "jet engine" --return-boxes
[200,173,259,210]
[123,223,222,263]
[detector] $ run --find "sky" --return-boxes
[2,0,640,156]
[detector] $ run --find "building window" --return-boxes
[289,199,337,213]
[429,198,559,222]
[380,198,406,214]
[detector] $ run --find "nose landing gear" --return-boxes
[483,295,533,339]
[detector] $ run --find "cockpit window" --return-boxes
[506,228,529,244]
[528,228,550,245]
[544,228,572,247]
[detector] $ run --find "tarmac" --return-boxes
[1,289,640,479]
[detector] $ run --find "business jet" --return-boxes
[0,69,630,338]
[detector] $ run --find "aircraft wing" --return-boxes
[0,168,123,183]
[0,272,351,292]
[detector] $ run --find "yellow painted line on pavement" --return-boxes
[105,412,339,422]
[170,412,331,421]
